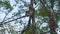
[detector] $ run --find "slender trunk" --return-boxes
[31,12,36,34]
[30,0,36,34]
[21,0,36,34]
[48,0,57,34]
[48,14,57,34]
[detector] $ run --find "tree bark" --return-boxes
[30,0,36,34]
[48,14,57,34]
[21,0,35,34]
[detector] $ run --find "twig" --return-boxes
[4,16,27,24]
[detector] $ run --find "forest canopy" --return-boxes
[0,0,60,34]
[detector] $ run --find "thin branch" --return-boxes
[0,15,27,26]
[4,16,27,24]
[2,12,10,22]
[0,12,10,26]
[4,15,18,21]
[40,0,46,7]
[34,2,40,8]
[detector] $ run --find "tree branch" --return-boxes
[4,15,18,21]
[4,16,27,24]
[2,12,10,22]
[0,15,27,26]
[40,0,46,7]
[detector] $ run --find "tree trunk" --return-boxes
[21,0,36,34]
[30,0,36,34]
[48,14,57,34]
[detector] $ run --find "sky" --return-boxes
[0,0,29,33]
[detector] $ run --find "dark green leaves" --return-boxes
[36,7,51,16]
[0,1,13,10]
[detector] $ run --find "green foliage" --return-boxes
[4,1,12,9]
[0,1,13,10]
[24,26,32,34]
[24,29,32,34]
[50,0,54,8]
[50,0,54,5]
[11,31,18,34]
[0,0,60,34]
[0,29,5,34]
[0,1,3,5]
[36,7,51,16]
[24,24,37,34]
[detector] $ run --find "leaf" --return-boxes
[0,1,3,5]
[24,29,31,34]
[36,7,51,16]
[24,27,32,34]
[0,1,13,10]
[3,1,13,10]
[24,24,37,34]
[50,0,54,4]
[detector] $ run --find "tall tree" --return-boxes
[30,0,36,34]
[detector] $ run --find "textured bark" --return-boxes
[30,0,36,34]
[31,14,36,34]
[21,0,35,34]
[48,14,57,34]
